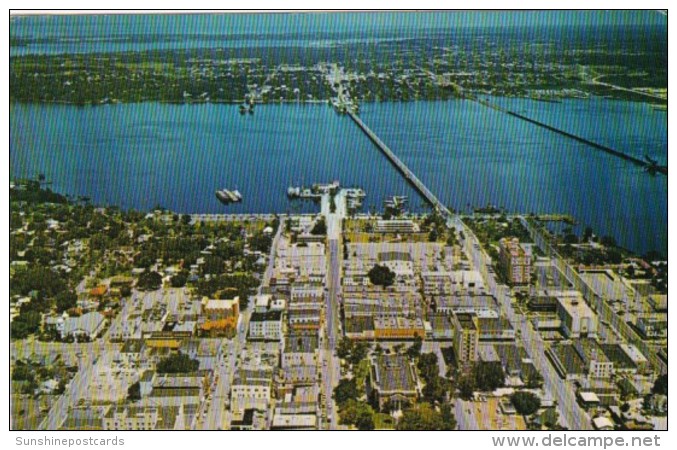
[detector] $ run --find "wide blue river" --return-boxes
[10,98,666,256]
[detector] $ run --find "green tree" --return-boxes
[10,266,66,298]
[417,353,439,380]
[134,252,155,269]
[583,226,593,241]
[170,271,188,288]
[310,219,327,235]
[55,378,68,395]
[333,378,359,407]
[12,365,35,382]
[338,399,375,430]
[202,255,225,275]
[55,290,78,313]
[349,342,370,366]
[127,381,141,401]
[440,403,457,429]
[606,248,623,264]
[652,374,668,396]
[473,361,505,392]
[422,376,450,405]
[367,264,395,288]
[119,285,132,298]
[10,311,42,339]
[137,271,163,291]
[156,352,200,374]
[249,232,273,253]
[356,410,375,430]
[336,338,354,360]
[511,391,541,416]
[396,403,456,430]
[457,375,475,400]
[563,233,579,244]
[407,334,423,359]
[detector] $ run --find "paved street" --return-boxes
[456,218,593,430]
[320,193,345,429]
[522,218,660,370]
[39,351,97,430]
[198,222,283,429]
[198,310,250,430]
[454,398,479,430]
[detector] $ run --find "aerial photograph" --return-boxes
[9,10,667,432]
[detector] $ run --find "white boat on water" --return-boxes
[215,189,242,205]
[287,186,301,198]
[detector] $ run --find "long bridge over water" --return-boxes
[347,111,453,218]
[338,89,659,430]
[473,97,667,176]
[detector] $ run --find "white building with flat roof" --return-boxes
[231,369,273,419]
[580,270,640,312]
[254,294,272,312]
[374,220,419,234]
[556,294,598,338]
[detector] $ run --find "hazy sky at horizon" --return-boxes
[11,10,667,38]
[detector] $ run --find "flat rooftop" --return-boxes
[250,310,283,322]
[477,316,513,333]
[580,270,632,301]
[534,265,572,289]
[576,338,611,364]
[455,313,477,331]
[372,354,417,394]
[285,333,319,353]
[556,295,595,319]
[599,344,636,369]
[550,344,587,375]
[436,295,498,312]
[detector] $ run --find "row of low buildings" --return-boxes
[341,240,525,371]
[56,338,217,430]
[229,310,323,429]
[547,337,650,382]
[59,402,202,431]
[44,311,108,342]
[228,228,328,430]
[342,242,452,342]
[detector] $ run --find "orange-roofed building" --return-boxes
[200,297,239,338]
[200,317,238,338]
[90,285,109,297]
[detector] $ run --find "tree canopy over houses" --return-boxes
[367,264,395,287]
[156,353,200,374]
